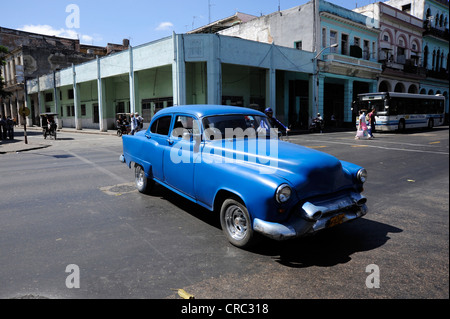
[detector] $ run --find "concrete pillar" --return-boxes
[266,68,276,112]
[317,75,325,116]
[172,33,187,106]
[73,64,82,130]
[206,35,222,105]
[344,79,354,123]
[97,56,106,132]
[129,46,136,114]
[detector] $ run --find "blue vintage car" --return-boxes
[120,105,368,248]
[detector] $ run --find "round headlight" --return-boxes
[276,184,292,203]
[357,169,368,183]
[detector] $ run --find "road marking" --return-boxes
[291,138,449,155]
[307,146,327,149]
[66,150,128,183]
[429,141,441,144]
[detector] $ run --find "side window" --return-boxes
[171,115,199,140]
[150,116,172,136]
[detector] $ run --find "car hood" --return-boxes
[203,139,355,199]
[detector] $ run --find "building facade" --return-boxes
[25,34,315,131]
[0,27,129,126]
[384,0,449,115]
[219,0,382,127]
[21,0,449,130]
[355,2,426,94]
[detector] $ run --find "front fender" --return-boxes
[195,159,296,223]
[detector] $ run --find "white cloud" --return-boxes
[18,24,101,45]
[155,22,174,31]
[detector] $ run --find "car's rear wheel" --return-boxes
[135,164,154,194]
[220,198,257,249]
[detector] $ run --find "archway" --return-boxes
[408,85,418,93]
[379,80,391,92]
[394,82,405,92]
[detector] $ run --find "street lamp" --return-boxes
[312,43,339,117]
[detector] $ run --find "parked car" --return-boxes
[120,105,368,248]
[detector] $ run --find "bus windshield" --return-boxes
[358,95,387,115]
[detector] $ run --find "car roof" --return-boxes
[155,105,265,119]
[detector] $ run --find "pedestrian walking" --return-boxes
[367,108,376,138]
[264,107,290,135]
[135,112,144,131]
[130,113,138,135]
[355,110,371,140]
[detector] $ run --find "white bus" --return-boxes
[357,92,446,132]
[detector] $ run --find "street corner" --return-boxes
[0,139,51,154]
[0,129,52,154]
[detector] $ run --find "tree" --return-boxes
[0,45,11,99]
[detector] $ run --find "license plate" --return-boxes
[328,214,345,228]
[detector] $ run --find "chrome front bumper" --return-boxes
[253,192,368,241]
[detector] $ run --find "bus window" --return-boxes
[389,99,398,115]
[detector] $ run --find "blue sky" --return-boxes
[1,0,376,47]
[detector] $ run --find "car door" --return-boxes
[142,115,172,182]
[163,114,201,198]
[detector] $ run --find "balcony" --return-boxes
[323,53,382,71]
[427,68,449,80]
[423,22,450,41]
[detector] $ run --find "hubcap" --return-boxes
[224,205,248,241]
[136,168,144,188]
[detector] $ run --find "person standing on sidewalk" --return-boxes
[6,116,14,140]
[0,115,4,140]
[130,113,138,135]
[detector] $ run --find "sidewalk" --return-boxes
[0,126,117,154]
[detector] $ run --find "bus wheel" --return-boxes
[398,119,406,132]
[428,118,434,130]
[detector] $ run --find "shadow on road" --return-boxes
[255,218,402,268]
[147,183,402,268]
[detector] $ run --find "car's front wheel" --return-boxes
[220,198,257,249]
[135,164,154,194]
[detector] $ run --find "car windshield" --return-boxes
[202,114,275,141]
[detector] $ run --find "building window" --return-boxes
[45,92,53,102]
[354,37,360,47]
[363,40,370,60]
[322,28,327,48]
[294,41,302,50]
[116,101,126,114]
[222,96,243,107]
[330,31,337,52]
[81,104,86,116]
[341,34,348,55]
[397,47,406,64]
[68,89,74,100]
[372,42,376,60]
[401,3,411,14]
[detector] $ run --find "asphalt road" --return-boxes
[0,126,448,301]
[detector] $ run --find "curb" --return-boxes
[0,144,51,155]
